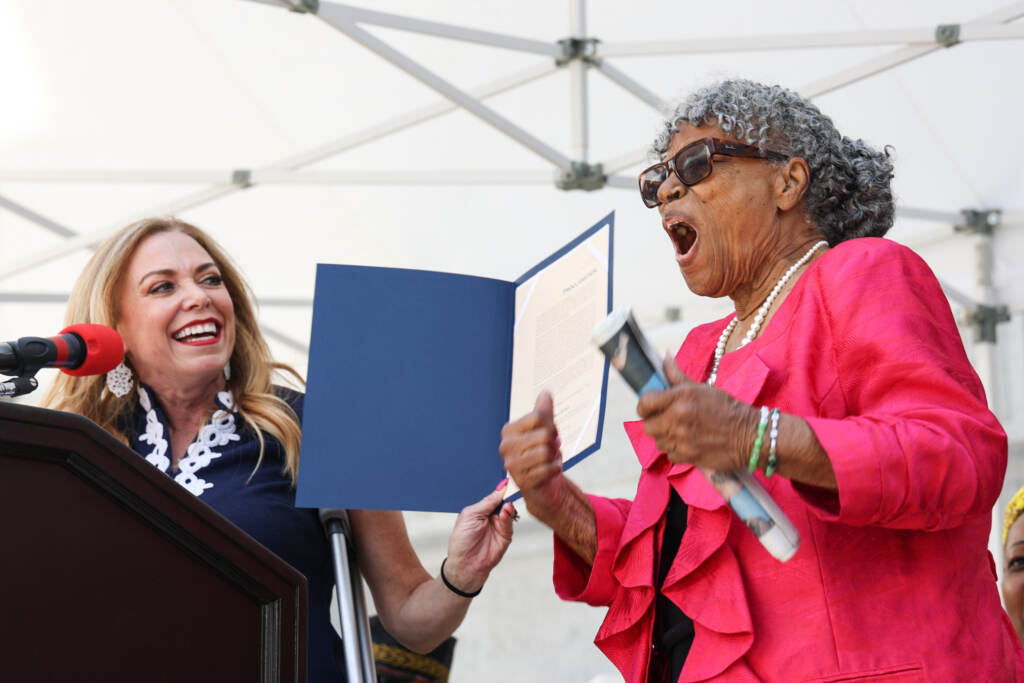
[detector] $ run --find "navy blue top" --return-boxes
[119,385,343,682]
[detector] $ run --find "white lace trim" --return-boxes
[136,386,240,497]
[138,387,170,472]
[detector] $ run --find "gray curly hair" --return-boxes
[652,79,895,245]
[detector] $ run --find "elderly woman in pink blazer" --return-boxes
[500,79,1022,682]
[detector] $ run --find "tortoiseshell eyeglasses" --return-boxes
[638,137,788,208]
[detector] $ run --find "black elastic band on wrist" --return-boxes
[440,557,481,598]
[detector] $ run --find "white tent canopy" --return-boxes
[2,1,1023,680]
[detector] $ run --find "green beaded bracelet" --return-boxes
[748,406,770,473]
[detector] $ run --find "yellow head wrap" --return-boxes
[1004,486,1024,545]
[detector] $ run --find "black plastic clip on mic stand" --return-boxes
[0,375,38,399]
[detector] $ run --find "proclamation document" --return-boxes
[505,225,611,497]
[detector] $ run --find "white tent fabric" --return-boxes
[2,1,1023,680]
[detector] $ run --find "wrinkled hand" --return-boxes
[498,391,566,526]
[636,354,759,472]
[444,488,515,594]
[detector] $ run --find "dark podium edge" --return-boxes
[0,400,308,682]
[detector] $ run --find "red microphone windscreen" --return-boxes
[59,324,125,376]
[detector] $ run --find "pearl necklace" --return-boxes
[707,240,827,385]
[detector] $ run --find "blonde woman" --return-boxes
[45,217,514,682]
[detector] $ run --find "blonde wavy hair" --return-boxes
[42,217,305,484]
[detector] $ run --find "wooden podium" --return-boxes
[0,401,307,683]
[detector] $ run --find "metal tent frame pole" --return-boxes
[0,194,76,238]
[597,21,1024,57]
[0,59,556,282]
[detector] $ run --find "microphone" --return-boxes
[0,324,124,377]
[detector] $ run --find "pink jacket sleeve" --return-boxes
[798,239,1007,530]
[552,495,632,606]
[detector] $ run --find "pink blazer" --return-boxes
[553,238,1023,682]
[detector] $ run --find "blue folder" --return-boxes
[296,212,614,512]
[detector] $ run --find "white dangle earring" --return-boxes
[223,362,231,381]
[106,361,134,398]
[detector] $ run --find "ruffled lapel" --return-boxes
[613,433,672,565]
[593,317,775,682]
[624,420,724,511]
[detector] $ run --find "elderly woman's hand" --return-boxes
[498,391,567,524]
[637,355,760,472]
[498,391,598,565]
[443,488,516,595]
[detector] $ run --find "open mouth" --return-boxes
[664,217,697,258]
[172,320,221,345]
